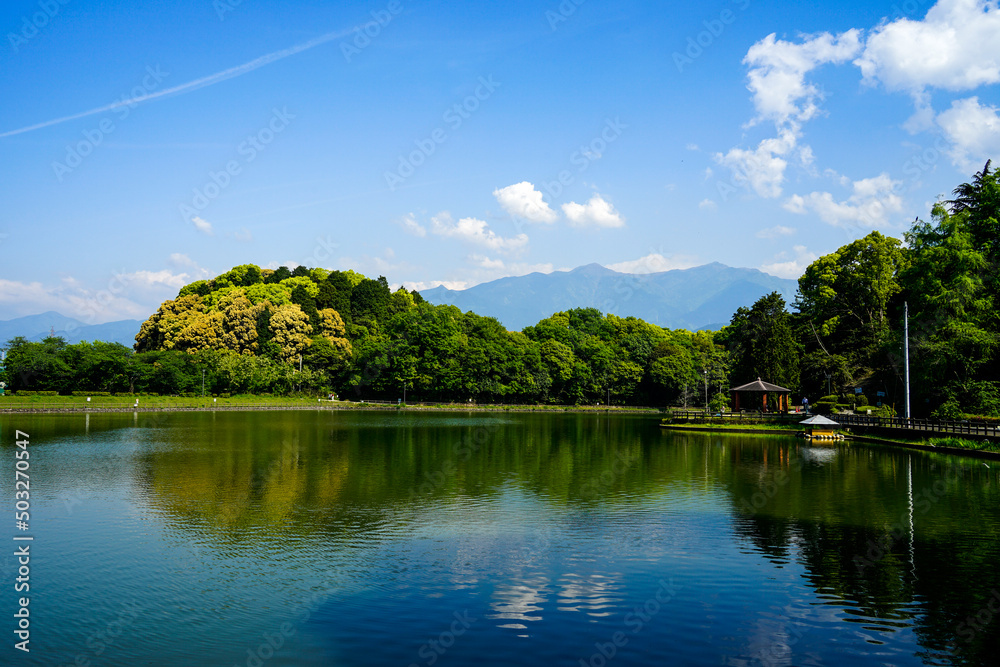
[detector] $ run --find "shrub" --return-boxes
[71,391,112,397]
[14,391,60,397]
[813,395,838,414]
[856,395,868,407]
[708,392,730,413]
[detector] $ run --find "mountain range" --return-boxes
[0,263,798,347]
[0,312,142,348]
[420,262,798,331]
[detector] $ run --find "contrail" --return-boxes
[0,27,353,139]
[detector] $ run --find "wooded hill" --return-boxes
[2,163,997,417]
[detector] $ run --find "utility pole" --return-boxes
[904,301,911,420]
[703,369,708,411]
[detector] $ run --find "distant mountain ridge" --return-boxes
[0,311,142,348]
[420,262,798,331]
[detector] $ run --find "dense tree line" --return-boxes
[0,266,728,404]
[719,161,999,418]
[2,164,996,415]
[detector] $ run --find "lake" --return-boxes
[1,410,999,666]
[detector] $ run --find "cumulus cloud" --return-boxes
[936,96,1000,171]
[857,0,1000,93]
[756,225,797,239]
[604,253,700,274]
[400,212,427,237]
[699,199,718,211]
[493,182,559,223]
[191,216,213,235]
[0,266,202,324]
[745,30,863,126]
[470,254,505,270]
[783,173,903,228]
[761,245,818,279]
[716,129,798,198]
[561,194,625,228]
[430,212,529,252]
[719,29,861,199]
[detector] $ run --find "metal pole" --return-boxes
[904,301,911,421]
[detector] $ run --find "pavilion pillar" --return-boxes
[733,392,740,411]
[763,393,768,411]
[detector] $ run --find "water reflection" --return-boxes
[3,411,1000,665]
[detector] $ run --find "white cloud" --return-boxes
[230,227,253,242]
[403,260,556,294]
[191,216,213,235]
[562,194,625,228]
[470,254,505,270]
[605,253,700,274]
[745,30,863,126]
[783,173,904,228]
[430,212,529,252]
[936,96,1000,171]
[0,266,201,325]
[719,29,861,200]
[169,253,198,268]
[761,245,818,279]
[493,182,559,223]
[857,0,1000,93]
[403,280,470,292]
[716,129,798,198]
[686,143,700,151]
[756,225,797,239]
[698,198,718,211]
[400,212,427,237]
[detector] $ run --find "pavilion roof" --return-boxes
[799,415,841,427]
[729,378,792,393]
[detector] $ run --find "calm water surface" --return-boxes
[1,410,999,666]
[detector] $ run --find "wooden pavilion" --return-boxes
[730,378,793,413]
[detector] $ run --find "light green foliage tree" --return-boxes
[269,304,313,362]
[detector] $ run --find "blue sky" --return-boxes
[2,0,999,324]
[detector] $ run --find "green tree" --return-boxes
[723,292,799,390]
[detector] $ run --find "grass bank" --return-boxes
[0,395,664,415]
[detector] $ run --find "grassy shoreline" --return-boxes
[0,395,664,415]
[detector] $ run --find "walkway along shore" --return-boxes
[659,424,1000,462]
